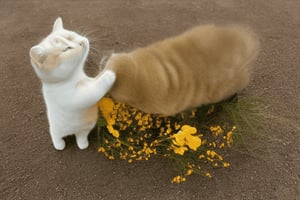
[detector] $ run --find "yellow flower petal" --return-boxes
[172,145,188,155]
[205,172,212,178]
[98,147,105,153]
[173,131,186,146]
[181,125,197,134]
[98,97,114,117]
[107,125,119,138]
[186,169,193,176]
[185,134,201,151]
[174,123,181,130]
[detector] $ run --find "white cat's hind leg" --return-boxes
[50,132,66,150]
[75,131,89,150]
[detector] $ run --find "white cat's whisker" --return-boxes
[89,46,100,54]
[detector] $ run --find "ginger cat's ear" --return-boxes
[52,17,64,32]
[30,46,47,65]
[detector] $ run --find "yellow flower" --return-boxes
[174,122,181,130]
[135,112,142,120]
[226,130,233,147]
[128,146,134,151]
[190,110,196,118]
[156,119,162,128]
[186,169,193,176]
[108,156,114,160]
[114,139,121,147]
[98,97,120,137]
[171,175,186,184]
[199,154,205,159]
[213,163,219,167]
[207,150,223,161]
[223,162,230,167]
[210,125,223,137]
[172,125,201,151]
[107,125,119,138]
[205,172,212,178]
[98,147,105,153]
[219,142,225,149]
[166,125,172,134]
[136,156,143,161]
[127,120,133,126]
[142,114,150,124]
[145,147,153,155]
[138,119,143,126]
[98,97,115,121]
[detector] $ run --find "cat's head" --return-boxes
[30,17,89,83]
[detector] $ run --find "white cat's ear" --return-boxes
[30,46,47,65]
[52,17,64,32]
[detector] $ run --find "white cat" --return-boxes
[30,17,116,150]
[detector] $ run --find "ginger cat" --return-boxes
[30,18,116,150]
[105,24,258,115]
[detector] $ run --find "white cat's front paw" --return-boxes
[53,139,66,151]
[103,70,116,85]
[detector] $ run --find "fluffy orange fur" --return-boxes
[105,25,258,116]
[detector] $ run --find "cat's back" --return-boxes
[150,24,258,66]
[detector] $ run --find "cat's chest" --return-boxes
[43,86,76,106]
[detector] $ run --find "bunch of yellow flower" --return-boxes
[97,97,237,183]
[172,125,201,155]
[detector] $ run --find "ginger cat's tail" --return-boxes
[232,25,259,93]
[232,25,259,72]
